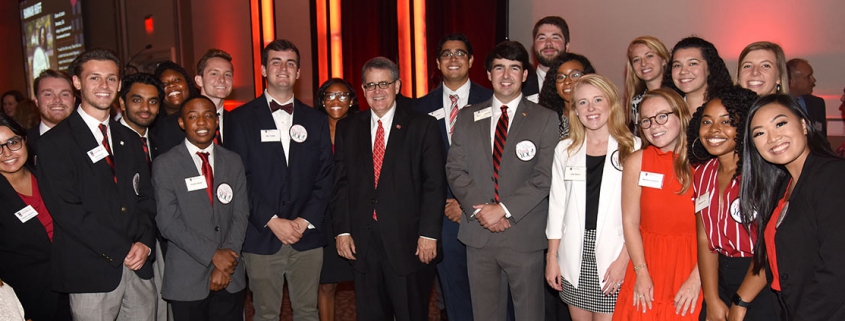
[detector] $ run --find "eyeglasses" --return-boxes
[0,136,24,152]
[639,112,676,129]
[439,50,469,60]
[322,92,351,102]
[554,70,584,83]
[363,80,396,91]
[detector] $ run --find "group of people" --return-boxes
[0,14,844,321]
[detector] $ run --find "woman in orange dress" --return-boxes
[613,88,702,320]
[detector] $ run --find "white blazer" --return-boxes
[546,135,641,288]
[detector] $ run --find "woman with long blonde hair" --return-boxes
[625,36,670,130]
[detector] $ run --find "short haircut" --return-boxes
[67,48,121,78]
[361,57,400,84]
[153,61,200,97]
[485,41,531,72]
[785,58,809,82]
[119,72,165,103]
[532,16,570,45]
[179,95,216,114]
[436,33,473,57]
[262,40,300,67]
[33,69,73,95]
[196,48,233,75]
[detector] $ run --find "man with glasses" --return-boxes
[331,56,445,321]
[413,33,491,321]
[524,16,570,103]
[446,41,559,321]
[227,39,333,321]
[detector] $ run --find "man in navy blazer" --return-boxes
[227,39,333,321]
[413,33,491,321]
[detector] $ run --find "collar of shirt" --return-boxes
[78,107,112,149]
[184,139,215,175]
[536,67,547,92]
[490,94,521,149]
[119,117,149,139]
[442,80,472,110]
[38,122,51,136]
[264,90,295,115]
[370,102,397,148]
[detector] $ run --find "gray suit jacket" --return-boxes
[446,97,559,252]
[152,141,249,301]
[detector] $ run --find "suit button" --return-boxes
[490,199,495,203]
[781,274,789,280]
[491,177,494,181]
[215,226,220,231]
[371,199,377,204]
[282,201,287,206]
[121,207,127,212]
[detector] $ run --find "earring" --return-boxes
[691,137,710,160]
[777,83,782,92]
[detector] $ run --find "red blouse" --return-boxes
[17,174,54,241]
[765,182,791,292]
[692,158,756,257]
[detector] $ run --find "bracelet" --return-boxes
[633,263,647,271]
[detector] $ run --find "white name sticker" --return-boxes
[15,205,38,223]
[428,108,445,120]
[260,129,281,142]
[564,166,586,181]
[473,107,492,122]
[87,145,109,163]
[694,191,710,213]
[185,176,208,191]
[638,171,664,189]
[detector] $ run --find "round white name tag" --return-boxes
[730,198,742,223]
[217,183,234,204]
[611,150,622,171]
[132,173,140,195]
[290,124,308,143]
[515,140,537,161]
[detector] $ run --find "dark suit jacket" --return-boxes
[228,97,334,254]
[0,170,66,320]
[25,126,39,168]
[768,153,845,320]
[330,102,446,276]
[802,94,827,138]
[152,143,249,301]
[413,82,493,154]
[521,67,541,97]
[37,111,156,293]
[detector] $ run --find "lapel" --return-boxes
[0,174,51,248]
[475,101,494,172]
[210,146,226,223]
[379,104,409,188]
[431,86,449,145]
[569,140,588,231]
[68,112,115,185]
[252,98,288,168]
[505,98,530,153]
[468,81,490,105]
[287,101,308,171]
[358,111,375,188]
[110,125,133,182]
[595,137,621,233]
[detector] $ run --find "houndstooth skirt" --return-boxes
[560,229,618,313]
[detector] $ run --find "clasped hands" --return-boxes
[210,248,239,291]
[267,217,310,245]
[473,203,510,232]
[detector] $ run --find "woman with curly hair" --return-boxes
[538,53,596,138]
[686,86,778,320]
[154,61,200,116]
[625,36,670,130]
[662,37,733,116]
[735,42,789,96]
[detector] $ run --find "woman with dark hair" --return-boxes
[2,90,26,117]
[625,36,670,129]
[314,78,356,321]
[0,113,71,320]
[662,37,733,116]
[538,53,596,138]
[730,94,845,320]
[686,86,778,321]
[154,61,200,116]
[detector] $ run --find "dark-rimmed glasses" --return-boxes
[0,136,24,152]
[363,81,396,91]
[439,50,469,60]
[639,112,676,129]
[555,70,584,83]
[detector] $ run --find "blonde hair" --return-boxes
[736,41,789,95]
[568,74,637,164]
[625,36,670,124]
[638,88,692,194]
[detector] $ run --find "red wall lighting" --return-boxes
[144,15,154,35]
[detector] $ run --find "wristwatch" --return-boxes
[732,293,751,308]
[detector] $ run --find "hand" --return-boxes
[472,204,505,229]
[728,304,747,321]
[633,269,654,313]
[444,198,462,223]
[545,254,562,291]
[415,237,437,264]
[209,268,231,291]
[267,218,303,245]
[124,242,150,271]
[602,256,628,296]
[336,235,357,260]
[674,272,701,316]
[294,217,310,234]
[705,297,729,321]
[487,218,511,232]
[212,249,239,275]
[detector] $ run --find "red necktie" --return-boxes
[372,120,385,220]
[493,105,508,203]
[269,101,293,114]
[448,94,459,137]
[98,124,117,183]
[140,137,151,169]
[197,152,214,206]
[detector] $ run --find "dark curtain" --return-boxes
[340,0,399,110]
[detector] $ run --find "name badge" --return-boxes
[638,171,664,189]
[428,108,445,120]
[474,107,492,122]
[217,183,234,204]
[564,166,586,181]
[15,205,38,223]
[694,191,710,213]
[87,145,109,163]
[185,176,208,191]
[260,129,281,142]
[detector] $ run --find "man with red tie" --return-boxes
[227,39,333,321]
[331,56,445,321]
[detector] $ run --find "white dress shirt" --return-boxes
[217,105,225,140]
[184,139,214,176]
[78,108,113,151]
[536,67,547,93]
[38,122,51,136]
[264,91,294,161]
[442,80,471,144]
[370,102,397,149]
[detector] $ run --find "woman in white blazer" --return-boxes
[546,74,641,320]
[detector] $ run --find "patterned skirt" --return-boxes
[560,229,618,313]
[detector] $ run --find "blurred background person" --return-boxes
[2,90,26,118]
[787,58,827,138]
[625,36,670,131]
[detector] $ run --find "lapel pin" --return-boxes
[522,112,526,117]
[395,124,401,129]
[119,141,124,146]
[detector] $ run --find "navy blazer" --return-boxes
[413,81,493,153]
[227,97,334,254]
[37,111,157,293]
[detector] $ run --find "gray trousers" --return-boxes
[244,246,323,321]
[69,265,157,321]
[467,237,545,321]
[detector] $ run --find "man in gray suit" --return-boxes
[152,96,249,320]
[446,41,559,321]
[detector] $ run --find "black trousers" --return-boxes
[170,288,246,321]
[699,255,779,321]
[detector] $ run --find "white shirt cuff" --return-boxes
[470,208,481,218]
[265,214,278,228]
[301,218,315,229]
[336,233,350,237]
[420,236,437,241]
[500,203,512,218]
